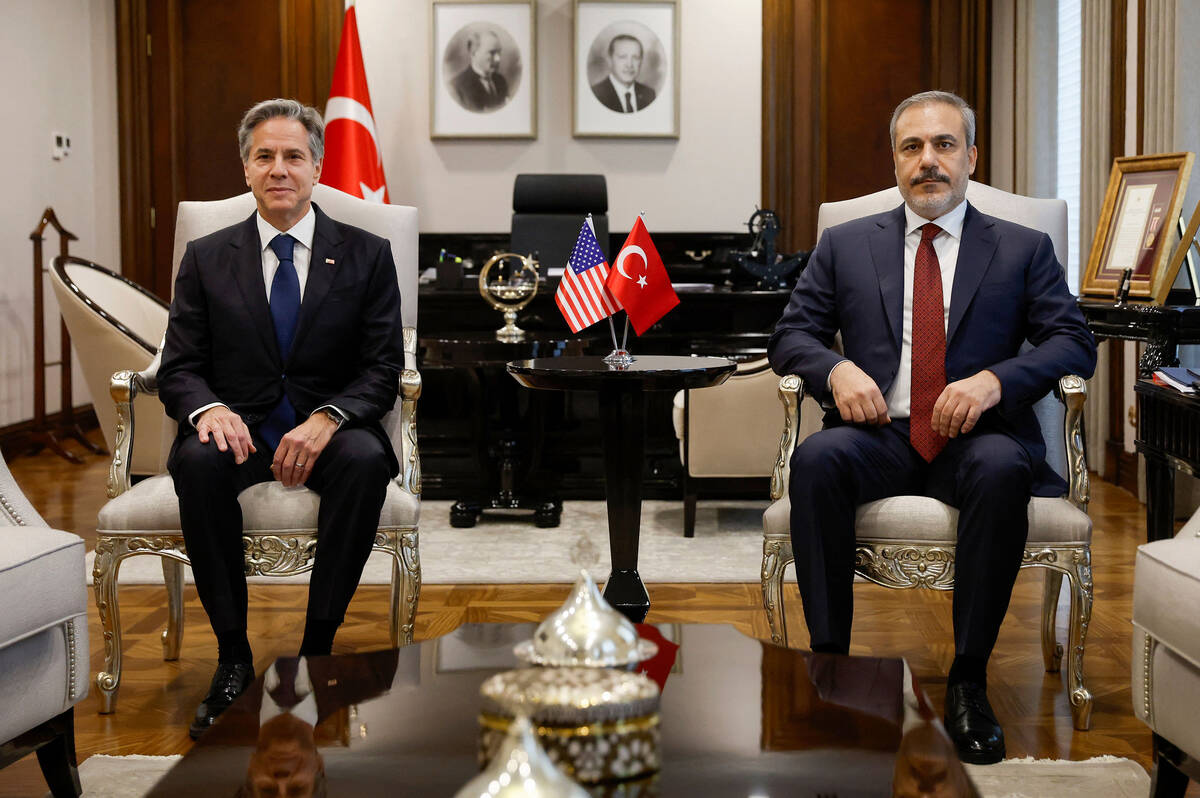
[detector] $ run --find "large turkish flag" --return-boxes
[606,216,679,335]
[320,5,389,203]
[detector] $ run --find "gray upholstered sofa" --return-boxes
[0,452,89,796]
[1133,509,1200,796]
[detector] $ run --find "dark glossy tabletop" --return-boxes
[507,355,736,392]
[420,331,591,367]
[148,623,973,797]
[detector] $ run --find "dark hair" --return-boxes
[237,99,325,163]
[889,90,976,150]
[608,34,643,58]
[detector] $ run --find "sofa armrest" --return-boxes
[771,375,806,501]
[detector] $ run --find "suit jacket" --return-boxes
[591,78,656,112]
[768,202,1096,495]
[159,204,405,476]
[450,67,509,112]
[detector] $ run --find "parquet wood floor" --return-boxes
[4,437,1195,795]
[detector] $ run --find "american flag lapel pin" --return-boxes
[325,258,335,265]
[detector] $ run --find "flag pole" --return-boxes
[599,212,633,368]
[620,211,645,352]
[587,212,623,352]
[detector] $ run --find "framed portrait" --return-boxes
[431,0,536,139]
[1167,208,1200,302]
[573,0,679,138]
[1081,152,1194,303]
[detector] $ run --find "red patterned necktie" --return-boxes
[910,223,947,462]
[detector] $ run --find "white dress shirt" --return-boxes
[608,74,640,112]
[827,199,967,420]
[187,207,346,430]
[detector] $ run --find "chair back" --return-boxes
[815,181,1071,483]
[50,257,169,475]
[163,185,419,467]
[510,174,609,267]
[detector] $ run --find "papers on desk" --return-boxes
[1152,367,1198,393]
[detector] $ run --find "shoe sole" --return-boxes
[954,745,1005,766]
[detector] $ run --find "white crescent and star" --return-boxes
[615,246,649,287]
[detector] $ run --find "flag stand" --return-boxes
[602,315,634,368]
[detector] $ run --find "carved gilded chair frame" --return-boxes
[92,326,423,714]
[761,374,1094,731]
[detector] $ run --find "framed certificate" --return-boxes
[1081,152,1194,303]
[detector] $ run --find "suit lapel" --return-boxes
[869,205,907,351]
[229,213,281,365]
[947,203,999,343]
[288,203,344,364]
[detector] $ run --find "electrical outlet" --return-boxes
[51,131,71,160]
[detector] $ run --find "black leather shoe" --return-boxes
[943,682,1005,765]
[189,662,255,740]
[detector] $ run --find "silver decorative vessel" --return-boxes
[479,252,538,342]
[453,715,589,798]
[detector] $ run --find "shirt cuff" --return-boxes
[826,359,851,391]
[312,404,348,430]
[188,402,227,428]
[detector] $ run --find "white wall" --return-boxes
[356,0,762,233]
[0,0,120,427]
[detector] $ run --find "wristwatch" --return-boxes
[317,407,346,430]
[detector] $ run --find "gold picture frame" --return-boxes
[572,0,680,139]
[1081,152,1194,303]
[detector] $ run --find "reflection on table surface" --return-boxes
[148,623,974,797]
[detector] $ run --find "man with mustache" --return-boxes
[769,91,1095,765]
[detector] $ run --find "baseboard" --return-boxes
[0,405,99,459]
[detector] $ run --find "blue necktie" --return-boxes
[260,234,300,450]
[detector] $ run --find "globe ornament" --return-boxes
[479,253,539,342]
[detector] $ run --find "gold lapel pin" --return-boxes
[325,258,335,265]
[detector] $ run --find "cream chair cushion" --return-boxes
[763,494,1091,546]
[97,474,419,534]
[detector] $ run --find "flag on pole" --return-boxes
[555,219,620,333]
[320,3,389,203]
[606,216,679,335]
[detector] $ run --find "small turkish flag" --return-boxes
[320,5,389,203]
[605,216,679,335]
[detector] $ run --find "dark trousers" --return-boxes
[788,418,1033,660]
[169,428,391,635]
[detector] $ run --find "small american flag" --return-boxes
[555,219,620,332]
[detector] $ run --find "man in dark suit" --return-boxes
[158,98,404,739]
[450,29,509,112]
[590,34,656,113]
[768,91,1096,765]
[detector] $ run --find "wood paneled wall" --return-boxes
[116,0,344,300]
[762,0,991,252]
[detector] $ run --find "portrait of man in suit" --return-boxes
[449,27,511,113]
[769,91,1096,766]
[590,33,656,113]
[157,98,405,739]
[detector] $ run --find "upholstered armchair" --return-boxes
[50,256,169,477]
[671,357,822,537]
[760,181,1095,730]
[91,184,422,713]
[0,452,89,796]
[1133,510,1200,796]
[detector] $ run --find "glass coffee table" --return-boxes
[146,623,974,796]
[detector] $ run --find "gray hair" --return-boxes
[889,90,976,150]
[465,28,500,54]
[237,98,325,163]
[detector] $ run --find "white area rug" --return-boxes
[84,500,770,585]
[61,754,1149,797]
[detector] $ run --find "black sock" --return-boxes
[811,642,849,655]
[948,655,988,688]
[299,619,339,656]
[216,630,252,665]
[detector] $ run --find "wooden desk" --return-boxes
[1135,380,1200,541]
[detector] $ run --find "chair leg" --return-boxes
[33,709,81,798]
[761,538,792,647]
[1151,735,1194,798]
[1063,549,1094,730]
[388,529,421,647]
[92,537,128,714]
[683,478,697,538]
[1040,570,1064,673]
[161,558,184,661]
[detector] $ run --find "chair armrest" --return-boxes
[771,375,806,501]
[397,326,422,497]
[107,368,158,499]
[1055,374,1089,512]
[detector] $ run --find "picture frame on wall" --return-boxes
[1081,152,1194,303]
[573,0,679,139]
[431,0,536,139]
